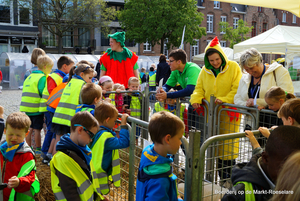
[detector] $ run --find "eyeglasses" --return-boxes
[169,60,175,63]
[74,124,95,139]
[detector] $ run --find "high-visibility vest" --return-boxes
[130,96,141,119]
[50,151,103,201]
[78,107,93,113]
[91,131,120,195]
[47,82,67,109]
[234,182,255,201]
[8,159,40,201]
[154,102,185,120]
[40,73,63,112]
[20,73,45,113]
[102,93,115,106]
[52,78,85,126]
[149,73,156,86]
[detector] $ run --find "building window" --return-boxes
[62,31,73,47]
[214,1,220,9]
[163,39,168,57]
[207,15,213,33]
[0,0,11,24]
[197,0,203,6]
[42,26,56,47]
[220,41,226,47]
[192,40,199,57]
[258,7,263,12]
[252,21,256,37]
[206,40,211,45]
[220,16,227,34]
[282,13,286,22]
[233,17,239,29]
[263,23,267,32]
[293,14,297,23]
[78,28,90,47]
[143,41,151,51]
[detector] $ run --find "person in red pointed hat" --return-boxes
[190,36,242,182]
[99,32,139,88]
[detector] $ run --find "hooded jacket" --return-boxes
[221,154,273,201]
[234,62,294,107]
[136,144,183,201]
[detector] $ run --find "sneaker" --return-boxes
[42,155,50,164]
[35,149,42,155]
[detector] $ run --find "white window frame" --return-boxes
[293,14,297,23]
[207,15,213,33]
[220,41,226,47]
[0,0,13,25]
[233,17,239,29]
[163,39,168,58]
[282,13,286,22]
[206,40,211,45]
[192,39,199,57]
[214,1,220,9]
[18,0,33,26]
[220,16,227,34]
[143,41,151,52]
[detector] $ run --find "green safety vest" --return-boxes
[50,151,103,201]
[79,107,94,113]
[149,73,156,86]
[154,102,185,120]
[91,131,120,195]
[20,73,45,113]
[40,73,63,112]
[8,159,40,201]
[235,181,255,201]
[131,96,141,119]
[52,78,85,127]
[103,94,115,106]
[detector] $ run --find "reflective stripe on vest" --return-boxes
[80,107,93,112]
[52,78,85,126]
[20,73,44,113]
[50,151,103,201]
[149,73,156,86]
[154,102,185,120]
[9,159,40,201]
[235,182,255,201]
[40,73,63,112]
[91,131,120,195]
[130,96,141,119]
[47,82,67,109]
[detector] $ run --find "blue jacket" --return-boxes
[136,144,183,201]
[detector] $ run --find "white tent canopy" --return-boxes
[193,47,241,62]
[233,25,300,54]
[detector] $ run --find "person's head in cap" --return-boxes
[108,32,126,52]
[98,75,113,95]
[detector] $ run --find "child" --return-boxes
[140,67,147,84]
[90,102,129,195]
[98,75,115,104]
[0,112,39,201]
[41,56,74,161]
[136,111,184,201]
[51,64,94,155]
[20,54,54,153]
[148,64,156,92]
[76,83,102,115]
[112,83,125,113]
[50,111,106,201]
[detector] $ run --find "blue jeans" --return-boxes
[42,111,55,154]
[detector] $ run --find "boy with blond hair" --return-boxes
[76,83,102,116]
[90,102,129,195]
[0,112,40,201]
[20,54,54,153]
[136,111,184,201]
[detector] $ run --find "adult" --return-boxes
[234,48,294,108]
[156,54,171,86]
[99,31,139,88]
[190,36,242,181]
[156,49,200,101]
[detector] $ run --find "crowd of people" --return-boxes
[0,32,299,201]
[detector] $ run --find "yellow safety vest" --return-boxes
[40,73,63,112]
[103,94,115,106]
[149,73,156,86]
[50,151,103,201]
[8,159,40,201]
[91,131,120,195]
[154,102,185,120]
[130,96,141,119]
[52,78,85,126]
[20,73,45,113]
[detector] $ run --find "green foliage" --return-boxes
[118,0,206,53]
[219,19,253,48]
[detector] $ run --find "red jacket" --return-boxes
[0,148,35,201]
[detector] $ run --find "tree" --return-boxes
[17,0,116,53]
[118,0,206,54]
[219,19,253,48]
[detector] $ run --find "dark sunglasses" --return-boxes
[74,124,95,138]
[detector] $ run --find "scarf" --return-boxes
[0,142,24,162]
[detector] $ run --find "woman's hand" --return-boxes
[215,99,223,104]
[246,98,254,107]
